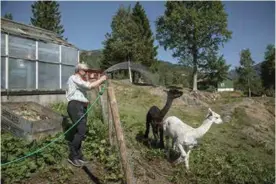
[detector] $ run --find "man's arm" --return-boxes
[72,75,106,90]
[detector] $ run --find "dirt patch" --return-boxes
[190,91,221,103]
[244,103,274,124]
[132,156,173,184]
[18,160,106,184]
[13,108,49,121]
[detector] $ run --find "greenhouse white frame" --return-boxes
[1,19,79,91]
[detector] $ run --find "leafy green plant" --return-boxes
[1,102,123,183]
[1,131,67,183]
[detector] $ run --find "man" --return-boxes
[66,63,107,167]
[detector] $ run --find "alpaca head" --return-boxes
[165,89,183,99]
[206,108,223,124]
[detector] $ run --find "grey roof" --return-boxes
[1,18,78,49]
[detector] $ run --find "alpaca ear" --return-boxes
[207,108,213,117]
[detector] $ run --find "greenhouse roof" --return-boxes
[1,18,78,49]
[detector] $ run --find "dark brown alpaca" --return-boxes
[144,89,183,148]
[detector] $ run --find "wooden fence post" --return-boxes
[99,84,108,124]
[107,91,114,146]
[107,81,133,184]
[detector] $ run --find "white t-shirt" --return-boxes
[66,75,91,103]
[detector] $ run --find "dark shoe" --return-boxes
[68,158,83,167]
[78,157,89,164]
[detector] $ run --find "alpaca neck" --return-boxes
[160,96,173,118]
[194,118,213,139]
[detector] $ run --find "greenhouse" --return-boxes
[1,18,79,91]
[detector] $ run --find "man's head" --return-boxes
[75,63,89,77]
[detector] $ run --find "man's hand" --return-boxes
[88,75,107,89]
[100,75,108,82]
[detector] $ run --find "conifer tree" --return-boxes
[261,44,275,90]
[4,13,13,20]
[236,49,262,97]
[132,2,158,68]
[101,5,140,69]
[30,1,65,37]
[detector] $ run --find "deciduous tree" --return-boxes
[156,1,232,91]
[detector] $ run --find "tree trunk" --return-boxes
[192,64,198,91]
[192,67,198,91]
[128,58,132,83]
[192,49,198,91]
[248,78,251,98]
[132,71,136,83]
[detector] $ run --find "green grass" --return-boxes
[114,81,275,184]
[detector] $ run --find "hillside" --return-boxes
[80,49,103,69]
[80,49,265,83]
[228,61,263,79]
[79,50,192,87]
[80,49,188,71]
[2,80,274,184]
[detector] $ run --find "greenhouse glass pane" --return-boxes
[61,46,78,65]
[9,58,36,89]
[1,57,6,89]
[9,35,36,60]
[62,65,74,89]
[38,42,59,63]
[1,34,5,56]
[38,62,60,89]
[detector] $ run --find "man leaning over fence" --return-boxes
[66,63,107,167]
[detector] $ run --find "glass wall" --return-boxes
[62,65,75,89]
[0,33,78,90]
[62,46,78,65]
[38,42,59,63]
[1,33,5,56]
[9,35,36,60]
[1,57,5,89]
[8,58,36,89]
[38,62,60,89]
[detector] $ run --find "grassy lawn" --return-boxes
[113,81,275,184]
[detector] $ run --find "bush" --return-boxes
[205,85,217,92]
[264,87,275,97]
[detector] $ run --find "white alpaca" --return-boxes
[163,108,223,170]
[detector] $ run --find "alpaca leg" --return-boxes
[165,135,170,160]
[144,118,150,139]
[175,144,187,164]
[152,123,159,146]
[184,149,191,170]
[172,138,176,151]
[159,127,164,148]
[153,133,159,147]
